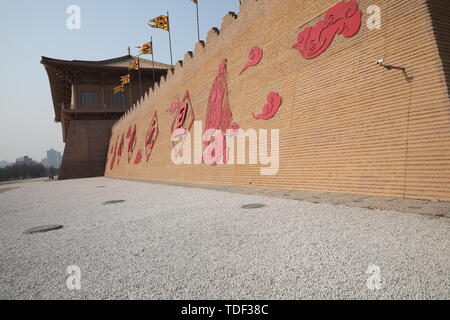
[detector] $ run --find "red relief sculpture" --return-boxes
[175,104,188,128]
[106,144,113,164]
[204,58,235,165]
[134,149,143,165]
[166,98,180,114]
[171,91,195,134]
[292,0,362,60]
[229,123,239,136]
[126,126,132,139]
[205,59,233,133]
[203,131,225,167]
[127,124,137,164]
[170,91,195,158]
[239,46,263,75]
[145,111,159,162]
[116,133,125,165]
[109,135,119,170]
[253,92,283,120]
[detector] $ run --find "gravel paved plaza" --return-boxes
[0,178,449,300]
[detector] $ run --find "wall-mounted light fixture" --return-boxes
[375,59,405,71]
[375,59,412,83]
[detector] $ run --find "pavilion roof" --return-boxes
[41,55,171,128]
[41,55,172,71]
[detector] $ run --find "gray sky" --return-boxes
[0,0,240,162]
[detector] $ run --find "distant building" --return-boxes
[0,160,11,168]
[16,156,34,165]
[42,149,62,168]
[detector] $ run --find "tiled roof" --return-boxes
[41,55,171,71]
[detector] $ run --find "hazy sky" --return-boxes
[0,0,240,162]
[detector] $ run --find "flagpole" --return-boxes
[195,1,200,41]
[151,36,156,87]
[129,73,133,107]
[167,11,174,68]
[138,59,143,97]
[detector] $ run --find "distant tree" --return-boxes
[0,163,54,182]
[47,167,59,177]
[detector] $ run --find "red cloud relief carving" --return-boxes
[253,92,283,120]
[239,46,263,75]
[292,0,361,60]
[145,111,159,162]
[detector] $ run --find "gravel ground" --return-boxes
[0,177,448,300]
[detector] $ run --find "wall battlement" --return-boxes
[112,3,260,130]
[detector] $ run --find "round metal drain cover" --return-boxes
[241,203,266,209]
[103,200,125,205]
[24,225,63,235]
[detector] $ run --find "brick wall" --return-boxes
[105,0,450,201]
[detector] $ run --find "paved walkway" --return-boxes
[0,177,448,299]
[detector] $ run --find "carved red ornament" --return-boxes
[109,135,119,170]
[126,126,132,139]
[253,92,282,120]
[175,103,188,128]
[170,91,195,157]
[204,58,234,165]
[171,91,195,132]
[292,0,361,60]
[166,98,180,114]
[116,133,125,165]
[229,122,239,136]
[203,131,225,167]
[145,111,159,162]
[127,124,137,163]
[134,149,143,165]
[239,46,263,75]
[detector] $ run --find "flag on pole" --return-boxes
[121,74,131,85]
[191,0,198,3]
[149,12,174,67]
[136,42,153,55]
[129,59,140,71]
[149,15,169,31]
[114,84,124,94]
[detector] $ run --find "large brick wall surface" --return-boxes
[105,0,450,201]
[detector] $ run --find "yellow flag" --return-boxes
[121,74,131,85]
[137,42,153,55]
[149,15,169,31]
[129,59,140,70]
[114,84,124,93]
